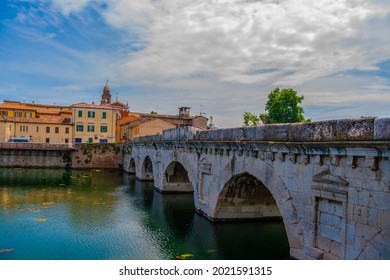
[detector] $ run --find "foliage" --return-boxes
[260,88,310,124]
[242,112,260,126]
[150,111,158,114]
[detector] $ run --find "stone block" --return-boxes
[346,167,376,182]
[290,248,306,260]
[368,208,378,227]
[323,252,340,260]
[330,240,343,258]
[320,212,342,227]
[348,188,359,204]
[377,209,390,228]
[335,118,375,141]
[353,205,368,225]
[355,223,379,241]
[369,191,390,211]
[346,222,356,246]
[318,223,343,243]
[374,117,390,140]
[345,245,360,260]
[358,189,370,206]
[288,234,304,249]
[305,246,325,259]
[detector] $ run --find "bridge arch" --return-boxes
[214,172,281,220]
[162,161,194,193]
[129,157,136,174]
[210,160,304,257]
[140,155,154,181]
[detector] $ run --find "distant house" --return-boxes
[118,107,208,141]
[120,118,176,141]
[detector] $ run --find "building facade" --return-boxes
[0,101,73,143]
[120,118,176,141]
[72,103,117,143]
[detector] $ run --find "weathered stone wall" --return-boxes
[0,149,69,168]
[0,143,124,170]
[124,118,390,260]
[72,143,123,169]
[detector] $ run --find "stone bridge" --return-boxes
[123,117,390,260]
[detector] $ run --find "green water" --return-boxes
[0,168,289,260]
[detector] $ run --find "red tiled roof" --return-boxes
[72,102,116,110]
[118,115,139,126]
[0,115,72,125]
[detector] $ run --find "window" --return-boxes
[88,137,93,143]
[88,111,95,118]
[26,112,31,118]
[37,126,39,133]
[46,127,50,133]
[20,126,22,132]
[100,125,108,133]
[102,112,107,119]
[2,111,7,116]
[65,127,69,134]
[75,138,82,143]
[87,124,94,132]
[26,126,28,132]
[76,124,84,132]
[65,138,69,144]
[55,127,59,134]
[15,112,22,117]
[78,110,83,118]
[46,138,50,143]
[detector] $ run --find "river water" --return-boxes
[0,168,289,260]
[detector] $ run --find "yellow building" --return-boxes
[0,101,73,143]
[0,115,72,143]
[72,103,117,143]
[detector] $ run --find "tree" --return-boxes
[150,111,158,114]
[260,87,310,124]
[243,112,260,126]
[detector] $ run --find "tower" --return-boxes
[101,80,111,105]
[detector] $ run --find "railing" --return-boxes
[0,142,74,150]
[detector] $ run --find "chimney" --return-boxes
[178,107,190,118]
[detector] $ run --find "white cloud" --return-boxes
[100,0,389,87]
[51,0,92,16]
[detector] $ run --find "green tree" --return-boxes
[243,112,260,126]
[150,111,158,114]
[260,88,310,124]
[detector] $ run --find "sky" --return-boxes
[1,0,390,128]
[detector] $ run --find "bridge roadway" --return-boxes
[123,117,390,260]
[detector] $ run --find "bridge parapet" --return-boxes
[130,117,390,143]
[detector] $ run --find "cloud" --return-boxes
[51,0,92,16]
[100,0,389,87]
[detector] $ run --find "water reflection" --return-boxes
[0,168,289,260]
